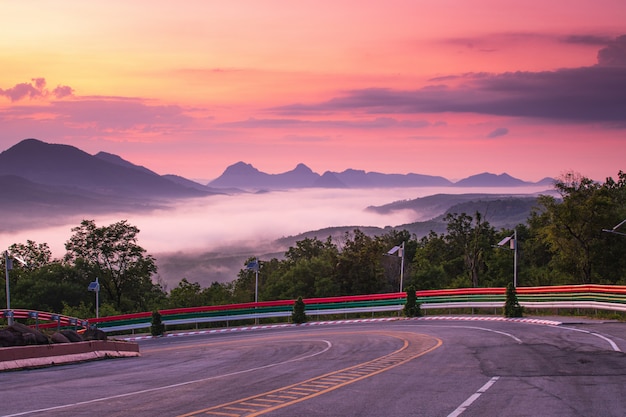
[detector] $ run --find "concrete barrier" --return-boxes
[0,340,140,371]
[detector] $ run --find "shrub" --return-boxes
[503,282,524,318]
[150,310,165,336]
[292,296,307,324]
[403,286,422,318]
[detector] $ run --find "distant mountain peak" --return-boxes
[313,171,347,188]
[292,163,314,174]
[454,172,529,187]
[223,161,262,175]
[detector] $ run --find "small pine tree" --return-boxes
[503,282,524,318]
[292,296,307,324]
[403,286,422,318]
[150,310,165,336]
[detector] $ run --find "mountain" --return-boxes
[454,172,530,187]
[209,162,535,190]
[208,161,321,189]
[333,169,452,187]
[367,193,545,225]
[0,139,209,199]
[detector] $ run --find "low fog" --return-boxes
[1,186,548,289]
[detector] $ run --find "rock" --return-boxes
[82,327,107,341]
[51,332,71,344]
[0,329,19,347]
[10,322,49,345]
[60,330,83,343]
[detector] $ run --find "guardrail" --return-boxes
[4,284,625,333]
[0,309,89,330]
[87,284,626,333]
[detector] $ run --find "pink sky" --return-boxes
[1,1,625,182]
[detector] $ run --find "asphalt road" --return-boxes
[1,318,626,417]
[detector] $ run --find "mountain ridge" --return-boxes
[208,161,553,190]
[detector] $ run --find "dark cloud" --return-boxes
[0,78,74,101]
[597,35,626,67]
[487,127,509,138]
[52,85,74,98]
[272,36,626,124]
[563,34,614,46]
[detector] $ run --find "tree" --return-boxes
[11,262,90,313]
[292,296,307,324]
[7,240,52,271]
[336,229,386,295]
[168,278,205,308]
[444,212,495,287]
[531,172,625,284]
[64,220,161,312]
[503,282,523,318]
[151,310,165,336]
[403,285,422,318]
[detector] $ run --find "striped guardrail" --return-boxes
[4,285,625,333]
[0,309,89,330]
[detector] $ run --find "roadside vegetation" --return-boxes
[1,171,625,320]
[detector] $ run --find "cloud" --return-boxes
[272,39,626,124]
[218,116,430,130]
[269,36,626,124]
[283,134,331,143]
[0,96,195,137]
[487,127,509,138]
[0,78,74,102]
[53,98,193,130]
[597,35,626,67]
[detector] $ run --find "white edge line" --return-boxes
[554,325,622,352]
[447,376,500,417]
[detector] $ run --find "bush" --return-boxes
[150,310,165,336]
[292,296,307,324]
[503,282,524,318]
[403,286,422,318]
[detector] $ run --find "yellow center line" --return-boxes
[178,332,442,417]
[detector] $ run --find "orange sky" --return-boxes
[1,0,625,182]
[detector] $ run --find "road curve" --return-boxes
[1,318,625,417]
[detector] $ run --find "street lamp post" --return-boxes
[496,229,518,287]
[88,277,100,319]
[4,251,12,326]
[602,219,626,237]
[246,259,260,324]
[386,242,405,292]
[4,250,26,326]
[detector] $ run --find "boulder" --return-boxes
[82,327,107,341]
[60,330,84,343]
[0,329,20,347]
[10,322,49,345]
[51,332,71,344]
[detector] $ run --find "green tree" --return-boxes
[202,281,234,305]
[151,310,165,336]
[503,282,523,318]
[444,212,495,287]
[11,262,90,313]
[336,229,386,295]
[64,219,162,312]
[7,240,52,271]
[168,278,205,308]
[411,231,454,290]
[403,285,422,318]
[531,172,625,284]
[292,296,307,324]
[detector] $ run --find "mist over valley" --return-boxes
[1,139,555,289]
